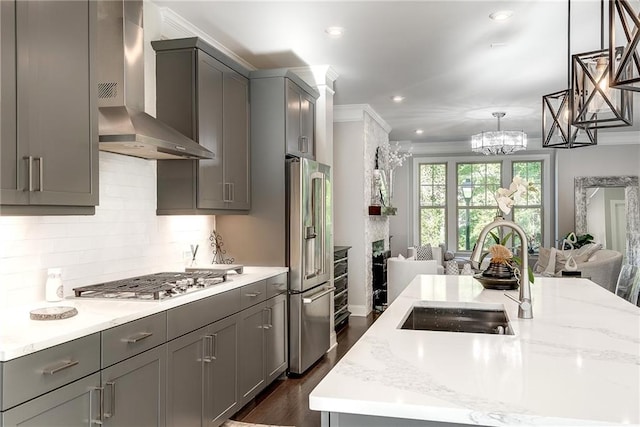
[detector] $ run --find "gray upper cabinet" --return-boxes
[285,79,316,159]
[153,37,250,215]
[0,0,98,214]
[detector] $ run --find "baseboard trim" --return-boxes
[348,304,369,317]
[328,331,338,352]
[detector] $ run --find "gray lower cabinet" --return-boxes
[265,293,288,384]
[167,314,238,427]
[0,0,98,213]
[1,373,101,427]
[238,292,288,406]
[101,345,167,427]
[238,302,266,405]
[153,37,250,214]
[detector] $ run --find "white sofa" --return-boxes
[387,246,445,305]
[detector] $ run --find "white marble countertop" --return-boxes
[0,266,287,362]
[309,275,640,426]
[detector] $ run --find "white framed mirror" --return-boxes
[575,176,639,266]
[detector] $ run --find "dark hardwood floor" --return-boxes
[232,313,377,427]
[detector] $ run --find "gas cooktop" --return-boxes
[72,271,227,301]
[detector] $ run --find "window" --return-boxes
[512,161,543,252]
[418,163,446,246]
[412,154,549,253]
[456,163,502,251]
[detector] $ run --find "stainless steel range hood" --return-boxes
[97,0,213,160]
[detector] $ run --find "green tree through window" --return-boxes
[419,163,446,245]
[512,161,543,252]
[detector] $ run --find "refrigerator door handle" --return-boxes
[302,286,336,304]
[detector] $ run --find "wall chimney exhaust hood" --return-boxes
[97,0,213,160]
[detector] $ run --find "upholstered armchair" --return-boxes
[534,247,623,293]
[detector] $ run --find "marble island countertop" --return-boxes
[309,275,640,426]
[0,266,287,361]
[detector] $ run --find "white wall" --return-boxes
[0,153,215,306]
[333,107,390,316]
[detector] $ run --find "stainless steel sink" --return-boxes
[399,302,514,335]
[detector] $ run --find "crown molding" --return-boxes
[334,104,392,134]
[159,7,256,71]
[290,65,339,93]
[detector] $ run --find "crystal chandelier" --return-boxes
[471,112,527,155]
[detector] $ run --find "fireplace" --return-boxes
[372,239,390,312]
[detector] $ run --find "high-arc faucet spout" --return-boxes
[469,217,533,319]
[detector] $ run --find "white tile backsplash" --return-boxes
[0,152,215,307]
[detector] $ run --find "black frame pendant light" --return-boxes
[542,0,598,148]
[609,0,640,91]
[572,0,633,128]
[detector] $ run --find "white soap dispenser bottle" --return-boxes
[45,268,63,302]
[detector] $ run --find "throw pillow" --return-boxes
[445,259,459,275]
[536,247,568,274]
[444,250,455,261]
[397,253,405,260]
[415,244,434,260]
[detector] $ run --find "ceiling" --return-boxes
[153,0,640,148]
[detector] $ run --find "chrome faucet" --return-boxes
[469,217,533,319]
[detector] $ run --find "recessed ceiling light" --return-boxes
[391,95,405,103]
[489,10,513,21]
[325,26,344,37]
[490,42,508,48]
[415,129,424,135]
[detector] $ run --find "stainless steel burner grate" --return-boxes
[73,271,227,300]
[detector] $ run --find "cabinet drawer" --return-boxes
[334,260,348,277]
[240,280,267,310]
[1,333,100,410]
[168,288,241,340]
[101,312,167,368]
[266,273,287,299]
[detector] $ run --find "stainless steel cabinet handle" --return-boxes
[262,307,272,329]
[229,182,234,202]
[211,333,218,360]
[89,386,104,426]
[174,145,186,151]
[245,291,262,297]
[36,157,43,191]
[298,135,308,153]
[104,381,116,419]
[267,307,273,329]
[203,335,213,363]
[42,360,79,375]
[302,286,336,304]
[122,331,153,343]
[24,156,33,192]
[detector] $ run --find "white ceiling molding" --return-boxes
[290,66,338,94]
[334,104,392,134]
[158,7,256,71]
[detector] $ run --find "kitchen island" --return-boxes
[309,274,640,426]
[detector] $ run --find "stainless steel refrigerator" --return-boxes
[287,157,334,374]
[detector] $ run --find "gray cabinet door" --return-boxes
[285,80,302,157]
[166,326,207,427]
[204,314,238,426]
[300,91,316,159]
[222,71,250,210]
[14,0,97,207]
[238,301,266,405]
[101,345,167,427]
[2,373,100,427]
[197,52,225,210]
[265,294,287,383]
[285,79,315,159]
[0,0,25,206]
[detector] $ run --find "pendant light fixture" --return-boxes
[542,0,597,148]
[572,0,633,128]
[609,0,640,91]
[471,112,527,155]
